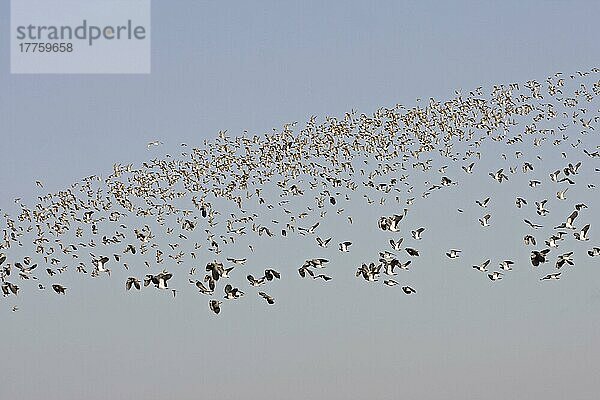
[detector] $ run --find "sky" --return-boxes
[1,1,600,399]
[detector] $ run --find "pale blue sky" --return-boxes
[1,1,600,399]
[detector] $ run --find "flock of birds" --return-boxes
[1,68,599,315]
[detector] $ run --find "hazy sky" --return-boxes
[1,1,600,399]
